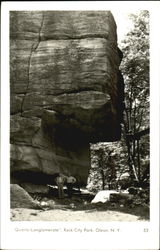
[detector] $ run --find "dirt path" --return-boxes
[11,208,145,221]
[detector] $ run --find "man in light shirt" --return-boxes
[66,176,76,198]
[55,174,67,199]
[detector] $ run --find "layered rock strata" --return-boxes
[10,11,124,186]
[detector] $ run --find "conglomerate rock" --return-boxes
[10,11,124,186]
[10,184,41,209]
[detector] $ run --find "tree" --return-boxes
[87,142,128,192]
[120,11,149,183]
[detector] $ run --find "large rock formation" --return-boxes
[10,11,124,186]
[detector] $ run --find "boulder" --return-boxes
[10,11,124,186]
[10,184,41,209]
[91,190,119,203]
[110,192,133,205]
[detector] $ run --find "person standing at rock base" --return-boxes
[66,176,76,198]
[55,174,67,199]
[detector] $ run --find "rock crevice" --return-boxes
[20,13,45,115]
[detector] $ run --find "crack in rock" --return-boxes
[20,13,45,116]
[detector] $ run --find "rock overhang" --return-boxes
[10,11,124,185]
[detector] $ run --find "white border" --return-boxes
[1,1,160,250]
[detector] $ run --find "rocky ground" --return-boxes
[11,207,143,222]
[11,191,149,222]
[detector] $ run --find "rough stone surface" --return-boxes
[10,11,124,186]
[10,184,41,209]
[20,183,50,194]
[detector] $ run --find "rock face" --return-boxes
[10,184,41,209]
[20,183,50,194]
[10,11,124,186]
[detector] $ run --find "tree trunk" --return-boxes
[101,170,105,190]
[122,117,135,181]
[137,139,141,181]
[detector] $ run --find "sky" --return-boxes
[111,11,134,46]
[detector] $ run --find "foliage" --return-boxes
[120,10,149,182]
[120,10,149,131]
[87,142,129,192]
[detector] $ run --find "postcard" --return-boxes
[1,1,160,250]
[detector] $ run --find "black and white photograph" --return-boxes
[1,1,160,250]
[9,9,150,222]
